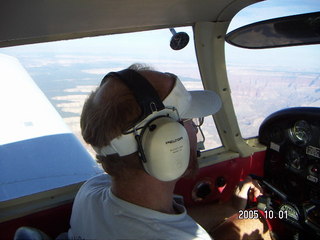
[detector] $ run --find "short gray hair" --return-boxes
[128,63,155,71]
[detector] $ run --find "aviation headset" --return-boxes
[99,69,190,181]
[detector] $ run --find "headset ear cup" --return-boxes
[140,117,190,181]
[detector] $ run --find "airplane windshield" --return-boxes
[225,0,320,139]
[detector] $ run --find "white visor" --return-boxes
[163,76,222,119]
[95,76,222,157]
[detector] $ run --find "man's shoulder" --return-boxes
[77,173,111,196]
[85,173,111,185]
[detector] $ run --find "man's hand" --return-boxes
[233,176,263,210]
[187,175,266,235]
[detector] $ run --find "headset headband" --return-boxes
[101,69,165,119]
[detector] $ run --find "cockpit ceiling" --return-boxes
[0,0,260,47]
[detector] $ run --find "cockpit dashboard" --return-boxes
[259,107,320,237]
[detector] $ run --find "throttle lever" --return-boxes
[257,196,272,211]
[249,174,288,201]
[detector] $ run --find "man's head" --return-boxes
[80,64,221,181]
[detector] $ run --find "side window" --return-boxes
[181,81,222,150]
[1,27,222,157]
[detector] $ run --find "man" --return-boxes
[68,64,270,240]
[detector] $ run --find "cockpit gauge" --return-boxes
[288,120,312,146]
[280,203,300,221]
[286,149,304,170]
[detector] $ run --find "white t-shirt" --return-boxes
[68,173,212,240]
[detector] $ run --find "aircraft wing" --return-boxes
[0,54,101,202]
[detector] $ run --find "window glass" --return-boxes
[1,27,222,200]
[226,0,320,139]
[2,27,222,152]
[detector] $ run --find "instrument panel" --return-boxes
[258,107,320,236]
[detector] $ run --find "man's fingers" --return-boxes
[235,176,263,200]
